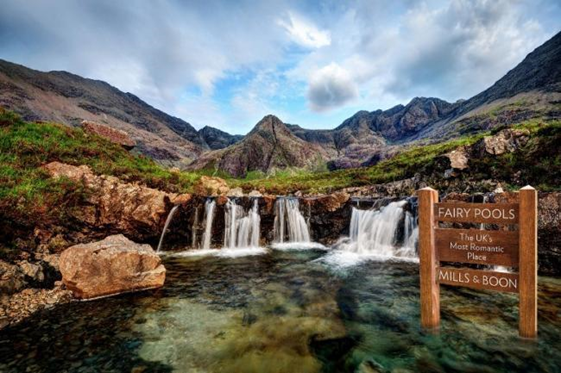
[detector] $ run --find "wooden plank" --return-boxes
[436,228,519,266]
[437,267,519,293]
[434,202,519,224]
[519,186,538,339]
[418,187,440,330]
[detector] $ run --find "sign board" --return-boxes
[435,228,519,266]
[417,187,538,339]
[437,267,519,293]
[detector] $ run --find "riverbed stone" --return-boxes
[59,235,165,299]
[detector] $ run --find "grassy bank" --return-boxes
[0,109,210,236]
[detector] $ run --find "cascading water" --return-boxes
[156,205,179,252]
[339,200,417,259]
[399,210,419,256]
[201,199,216,250]
[191,206,200,249]
[223,199,260,249]
[273,198,311,243]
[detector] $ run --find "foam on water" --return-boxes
[271,242,327,251]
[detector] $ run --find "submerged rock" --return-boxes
[59,235,165,299]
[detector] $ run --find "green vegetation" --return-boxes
[0,108,208,229]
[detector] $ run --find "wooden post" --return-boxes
[418,187,440,330]
[519,185,538,339]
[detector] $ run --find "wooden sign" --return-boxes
[417,186,538,339]
[436,228,519,266]
[434,202,519,224]
[438,267,519,293]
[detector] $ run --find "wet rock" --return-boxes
[356,359,386,373]
[193,176,230,196]
[59,235,165,299]
[81,120,136,149]
[248,190,262,197]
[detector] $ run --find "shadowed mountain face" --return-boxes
[198,126,243,150]
[188,115,329,177]
[1,31,559,175]
[0,59,208,166]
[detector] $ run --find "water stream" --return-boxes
[273,197,311,243]
[224,199,260,249]
[201,199,216,250]
[156,205,179,252]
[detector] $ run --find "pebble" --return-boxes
[0,286,73,329]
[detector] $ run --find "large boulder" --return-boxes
[59,235,165,299]
[81,120,136,149]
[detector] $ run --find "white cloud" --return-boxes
[307,63,359,112]
[278,11,331,49]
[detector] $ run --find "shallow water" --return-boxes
[1,248,560,373]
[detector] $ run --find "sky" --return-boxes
[1,0,560,135]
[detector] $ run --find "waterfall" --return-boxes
[156,205,179,252]
[400,210,419,256]
[201,199,216,250]
[341,201,417,258]
[273,198,311,243]
[191,206,200,249]
[223,199,260,249]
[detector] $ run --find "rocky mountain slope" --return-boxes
[0,59,209,167]
[198,126,243,150]
[188,115,329,177]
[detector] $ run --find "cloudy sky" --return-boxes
[1,0,560,134]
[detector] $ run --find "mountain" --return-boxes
[188,115,329,177]
[285,97,456,168]
[0,59,208,166]
[198,126,243,150]
[418,31,561,140]
[286,32,561,167]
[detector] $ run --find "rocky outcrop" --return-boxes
[193,176,230,196]
[81,120,136,149]
[59,235,165,299]
[473,128,530,156]
[44,162,190,241]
